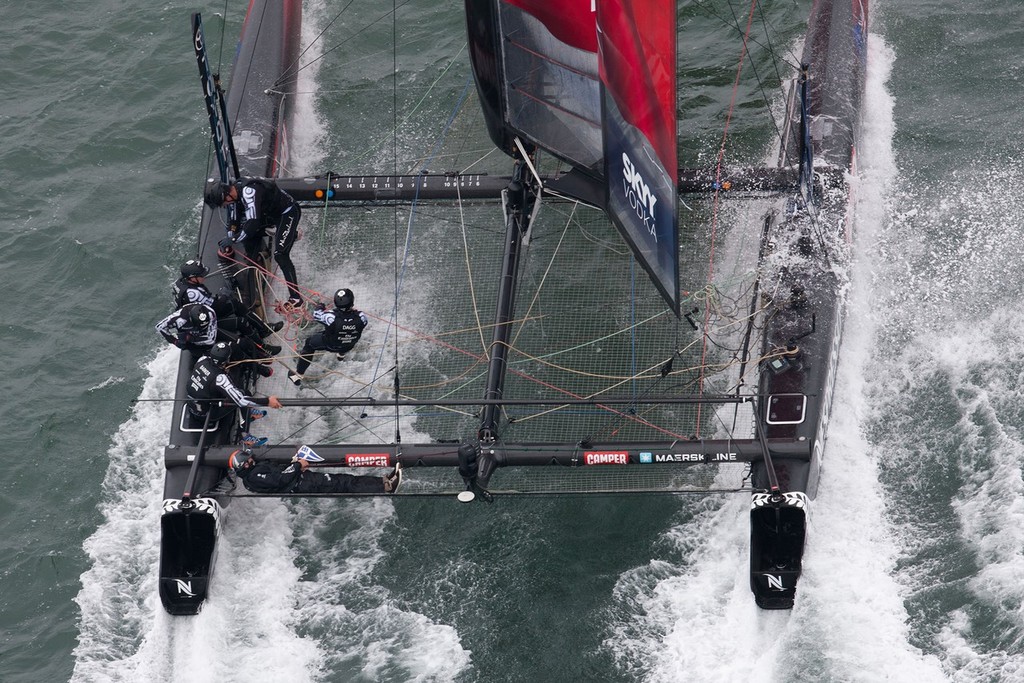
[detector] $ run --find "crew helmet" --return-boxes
[209,341,233,365]
[203,179,233,207]
[180,259,210,279]
[228,449,254,471]
[188,305,213,328]
[334,288,354,310]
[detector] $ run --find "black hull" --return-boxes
[749,0,869,609]
[159,0,301,615]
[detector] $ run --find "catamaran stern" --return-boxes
[158,497,222,615]
[749,492,808,609]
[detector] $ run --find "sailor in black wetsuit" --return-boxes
[155,303,219,356]
[287,288,368,387]
[156,300,280,374]
[187,342,283,423]
[173,259,283,338]
[204,177,303,307]
[229,449,402,494]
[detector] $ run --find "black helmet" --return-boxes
[203,179,232,207]
[188,305,213,328]
[209,341,233,365]
[334,288,354,310]
[180,259,209,279]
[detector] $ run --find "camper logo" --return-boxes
[345,453,391,467]
[583,451,628,465]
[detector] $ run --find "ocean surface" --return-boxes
[2,1,1024,681]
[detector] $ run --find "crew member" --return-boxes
[156,302,280,373]
[155,303,218,356]
[187,342,283,423]
[173,258,283,338]
[287,288,367,387]
[230,449,402,494]
[204,177,303,308]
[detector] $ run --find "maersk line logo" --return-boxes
[621,152,658,239]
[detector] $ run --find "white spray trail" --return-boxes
[606,34,947,683]
[73,3,472,680]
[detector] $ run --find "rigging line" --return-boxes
[431,314,548,339]
[216,0,229,68]
[508,345,676,382]
[693,0,797,72]
[456,180,490,359]
[400,362,488,393]
[755,0,791,87]
[510,354,682,424]
[349,55,472,167]
[221,249,324,304]
[227,0,272,137]
[362,308,688,437]
[360,72,475,407]
[284,0,418,84]
[697,0,761,437]
[509,203,576,350]
[272,0,357,90]
[689,0,796,152]
[267,378,393,449]
[564,203,628,252]
[402,144,499,170]
[458,146,501,175]
[513,307,673,364]
[391,0,401,442]
[725,0,787,150]
[594,376,700,442]
[630,255,638,404]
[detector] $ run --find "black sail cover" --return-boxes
[465,0,679,313]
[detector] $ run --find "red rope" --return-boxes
[363,312,692,441]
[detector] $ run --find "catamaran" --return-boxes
[159,0,868,614]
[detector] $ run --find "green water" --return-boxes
[3,1,1024,681]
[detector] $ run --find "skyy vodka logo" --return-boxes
[621,152,658,239]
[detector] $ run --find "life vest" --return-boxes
[325,309,366,349]
[186,357,224,415]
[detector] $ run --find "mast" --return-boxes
[478,157,539,442]
[192,13,238,182]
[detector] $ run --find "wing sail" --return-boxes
[598,0,679,313]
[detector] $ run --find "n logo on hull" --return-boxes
[174,579,197,597]
[766,574,786,591]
